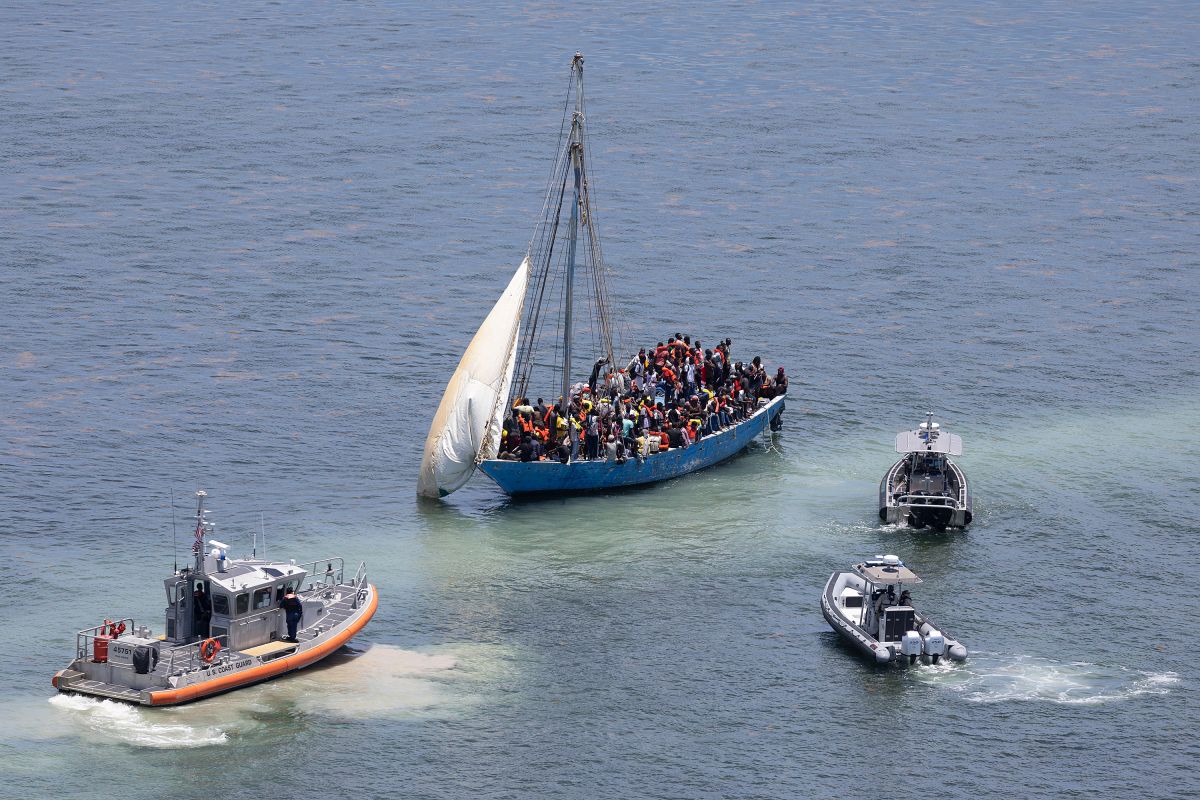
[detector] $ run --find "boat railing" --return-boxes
[949,462,968,506]
[294,557,346,590]
[75,618,138,661]
[162,633,233,676]
[350,561,368,608]
[895,493,958,508]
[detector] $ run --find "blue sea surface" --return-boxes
[1,2,1198,798]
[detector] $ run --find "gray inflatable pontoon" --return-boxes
[821,555,966,665]
[879,412,972,530]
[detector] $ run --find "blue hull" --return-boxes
[478,395,785,496]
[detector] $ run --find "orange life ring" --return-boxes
[199,638,221,663]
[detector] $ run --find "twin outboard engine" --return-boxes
[900,631,922,664]
[922,628,946,663]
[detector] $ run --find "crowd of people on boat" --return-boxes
[498,334,787,464]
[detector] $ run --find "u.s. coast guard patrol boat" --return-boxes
[879,412,973,530]
[821,555,967,665]
[52,491,378,706]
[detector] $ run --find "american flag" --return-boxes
[192,518,204,555]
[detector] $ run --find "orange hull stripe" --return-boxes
[147,585,379,706]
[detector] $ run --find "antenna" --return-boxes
[170,488,178,573]
[193,490,208,575]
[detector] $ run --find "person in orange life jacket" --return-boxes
[653,424,670,451]
[760,372,778,400]
[280,587,303,643]
[723,394,735,427]
[652,401,666,428]
[658,365,677,404]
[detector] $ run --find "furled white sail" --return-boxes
[417,258,529,497]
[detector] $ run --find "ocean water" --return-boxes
[2,1,1198,798]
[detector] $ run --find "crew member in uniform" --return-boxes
[193,583,212,638]
[280,587,304,643]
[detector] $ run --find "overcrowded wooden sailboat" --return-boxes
[418,54,786,499]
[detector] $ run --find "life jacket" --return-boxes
[519,416,533,434]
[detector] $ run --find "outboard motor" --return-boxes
[922,628,946,663]
[901,631,922,664]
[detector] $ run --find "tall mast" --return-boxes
[561,52,585,408]
[192,490,207,575]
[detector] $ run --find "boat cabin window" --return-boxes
[235,592,249,615]
[275,579,299,602]
[212,594,230,616]
[253,587,273,610]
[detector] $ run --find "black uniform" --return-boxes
[193,587,212,638]
[280,593,303,642]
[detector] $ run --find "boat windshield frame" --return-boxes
[853,561,923,586]
[895,430,963,455]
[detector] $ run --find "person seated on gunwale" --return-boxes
[667,423,687,450]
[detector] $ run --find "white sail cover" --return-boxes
[417,259,529,497]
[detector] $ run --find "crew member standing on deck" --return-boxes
[280,587,304,643]
[193,583,212,639]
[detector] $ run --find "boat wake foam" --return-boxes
[913,653,1179,705]
[45,643,514,747]
[48,693,229,748]
[282,643,471,719]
